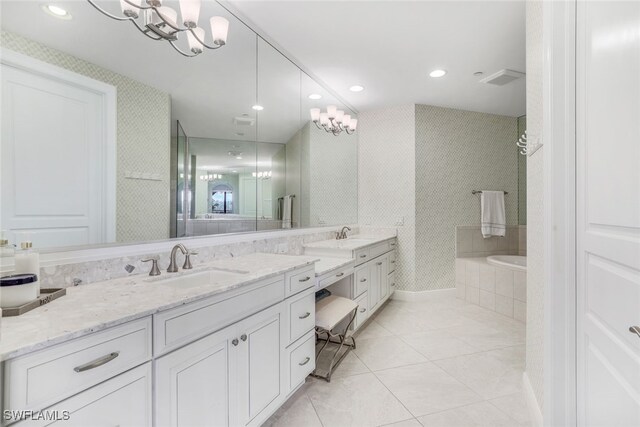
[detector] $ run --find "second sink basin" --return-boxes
[153,269,248,289]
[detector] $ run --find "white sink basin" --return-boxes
[152,269,248,289]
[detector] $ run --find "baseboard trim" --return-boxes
[523,372,544,427]
[391,288,455,302]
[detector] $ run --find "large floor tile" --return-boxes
[354,336,428,371]
[373,311,428,335]
[375,362,482,417]
[305,372,413,427]
[434,346,525,399]
[356,319,395,340]
[263,384,322,427]
[489,391,532,425]
[381,418,423,427]
[399,329,480,360]
[417,401,523,427]
[315,347,370,378]
[438,323,524,352]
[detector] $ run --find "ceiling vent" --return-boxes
[479,69,525,86]
[233,116,255,127]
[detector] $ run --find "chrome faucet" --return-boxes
[336,226,352,240]
[167,243,188,273]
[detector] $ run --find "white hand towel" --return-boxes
[480,191,506,238]
[281,195,293,229]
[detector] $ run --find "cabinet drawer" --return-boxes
[388,251,397,273]
[154,277,284,355]
[388,271,397,295]
[354,248,370,266]
[287,288,316,345]
[354,291,369,330]
[285,266,315,297]
[369,243,389,260]
[288,331,315,391]
[354,265,370,297]
[4,317,152,414]
[317,265,354,290]
[13,363,153,427]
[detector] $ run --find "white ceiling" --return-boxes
[227,0,527,117]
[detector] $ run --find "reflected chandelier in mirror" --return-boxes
[309,105,358,136]
[87,0,229,57]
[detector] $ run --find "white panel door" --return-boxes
[155,323,237,427]
[1,60,113,248]
[576,1,640,425]
[236,302,285,427]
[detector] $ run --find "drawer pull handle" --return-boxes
[299,276,311,282]
[359,308,367,313]
[232,338,239,346]
[336,272,345,277]
[299,312,311,319]
[240,334,247,342]
[391,261,396,264]
[299,357,311,366]
[630,326,640,338]
[359,254,367,258]
[74,352,120,373]
[360,278,367,282]
[391,243,396,246]
[377,262,383,266]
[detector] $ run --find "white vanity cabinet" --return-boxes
[155,302,286,427]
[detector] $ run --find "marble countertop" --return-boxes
[303,233,397,251]
[0,253,317,361]
[314,257,355,277]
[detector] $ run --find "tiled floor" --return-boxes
[265,293,530,427]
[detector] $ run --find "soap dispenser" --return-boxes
[15,241,40,296]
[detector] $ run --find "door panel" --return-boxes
[1,64,110,248]
[577,1,640,425]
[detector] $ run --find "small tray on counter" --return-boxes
[1,288,67,317]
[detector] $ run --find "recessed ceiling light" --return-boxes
[252,105,264,111]
[349,85,364,92]
[42,4,72,19]
[429,69,447,78]
[308,93,322,100]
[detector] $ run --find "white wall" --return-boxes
[358,105,416,291]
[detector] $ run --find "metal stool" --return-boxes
[311,295,358,382]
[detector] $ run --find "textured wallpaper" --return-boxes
[525,0,545,413]
[415,105,518,291]
[1,31,172,244]
[358,105,416,291]
[307,123,358,226]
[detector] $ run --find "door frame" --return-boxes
[542,1,577,426]
[0,48,117,243]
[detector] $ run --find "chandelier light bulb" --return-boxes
[319,113,329,126]
[154,6,177,27]
[343,114,351,128]
[119,0,141,18]
[350,118,358,130]
[210,16,230,45]
[326,105,337,120]
[187,27,205,53]
[310,108,321,122]
[335,110,344,123]
[179,0,201,28]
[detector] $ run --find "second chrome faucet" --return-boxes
[167,243,197,273]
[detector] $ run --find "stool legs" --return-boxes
[311,307,358,382]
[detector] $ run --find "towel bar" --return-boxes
[472,190,509,195]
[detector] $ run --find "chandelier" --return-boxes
[310,106,358,136]
[200,173,223,181]
[252,171,272,180]
[86,0,230,57]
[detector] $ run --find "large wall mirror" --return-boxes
[0,0,358,252]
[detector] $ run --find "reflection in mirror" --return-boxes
[299,73,358,227]
[185,139,257,236]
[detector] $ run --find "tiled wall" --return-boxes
[526,0,545,412]
[455,225,527,258]
[455,258,527,322]
[358,105,417,291]
[0,31,172,244]
[414,105,519,291]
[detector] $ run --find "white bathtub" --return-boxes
[487,255,527,271]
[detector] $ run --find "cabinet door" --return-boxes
[236,302,285,427]
[155,324,237,427]
[16,363,152,427]
[368,262,380,313]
